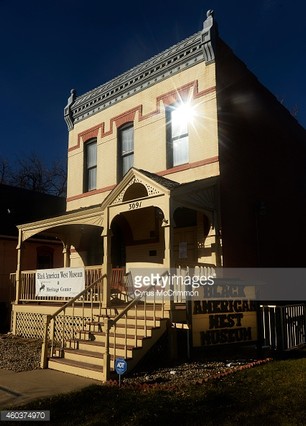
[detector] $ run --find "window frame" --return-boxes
[118,122,134,181]
[166,104,189,169]
[83,138,97,193]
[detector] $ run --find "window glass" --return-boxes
[167,105,189,168]
[173,136,189,166]
[84,140,97,192]
[118,124,134,180]
[121,126,134,155]
[171,109,188,138]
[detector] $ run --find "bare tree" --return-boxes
[0,157,11,184]
[2,154,66,196]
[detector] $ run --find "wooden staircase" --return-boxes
[48,304,170,381]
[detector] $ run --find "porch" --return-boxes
[9,168,222,381]
[10,264,200,381]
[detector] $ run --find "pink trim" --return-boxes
[158,156,219,176]
[68,82,216,151]
[67,184,116,202]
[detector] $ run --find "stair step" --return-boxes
[78,330,94,341]
[64,348,104,366]
[48,305,170,381]
[92,332,145,346]
[86,322,103,332]
[92,331,150,344]
[92,331,147,340]
[48,358,104,381]
[78,339,135,357]
[104,324,154,331]
[97,308,119,317]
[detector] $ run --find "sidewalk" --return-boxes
[0,369,100,409]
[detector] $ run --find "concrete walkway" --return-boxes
[0,369,101,409]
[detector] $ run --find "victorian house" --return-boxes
[10,11,306,380]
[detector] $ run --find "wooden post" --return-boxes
[63,243,71,268]
[163,223,173,311]
[15,229,23,304]
[40,315,51,369]
[11,310,17,335]
[102,234,110,308]
[103,317,111,382]
[256,302,264,356]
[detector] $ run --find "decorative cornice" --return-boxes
[68,82,216,152]
[64,11,217,130]
[202,9,217,63]
[64,89,76,131]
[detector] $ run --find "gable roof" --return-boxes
[135,169,180,190]
[101,167,180,210]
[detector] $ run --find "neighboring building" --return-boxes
[0,184,65,331]
[11,11,306,380]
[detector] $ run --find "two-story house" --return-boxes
[11,11,306,380]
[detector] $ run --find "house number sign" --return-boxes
[128,201,142,210]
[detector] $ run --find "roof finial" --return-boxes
[202,9,217,63]
[64,89,76,131]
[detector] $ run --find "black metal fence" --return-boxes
[260,304,306,350]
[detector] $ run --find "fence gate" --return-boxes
[260,304,306,350]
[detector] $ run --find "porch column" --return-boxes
[163,221,178,359]
[163,222,174,311]
[214,209,223,267]
[13,229,23,334]
[63,243,71,268]
[102,232,111,308]
[15,229,23,304]
[163,224,172,270]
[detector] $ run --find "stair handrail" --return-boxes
[103,272,169,381]
[50,273,107,319]
[109,270,169,328]
[41,273,107,369]
[109,284,154,326]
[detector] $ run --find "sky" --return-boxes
[0,0,305,168]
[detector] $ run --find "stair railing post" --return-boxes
[61,310,66,352]
[40,314,51,369]
[144,292,147,336]
[103,317,111,382]
[50,316,55,357]
[135,304,137,346]
[114,323,117,361]
[90,287,94,322]
[125,314,128,359]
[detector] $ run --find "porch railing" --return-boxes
[174,264,216,303]
[10,266,103,303]
[260,304,306,350]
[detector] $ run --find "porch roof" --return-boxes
[136,169,180,190]
[17,204,104,242]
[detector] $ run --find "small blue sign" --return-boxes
[115,358,127,375]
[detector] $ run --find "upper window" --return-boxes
[118,123,134,181]
[167,103,191,168]
[84,139,97,192]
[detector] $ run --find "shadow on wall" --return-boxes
[0,302,10,333]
